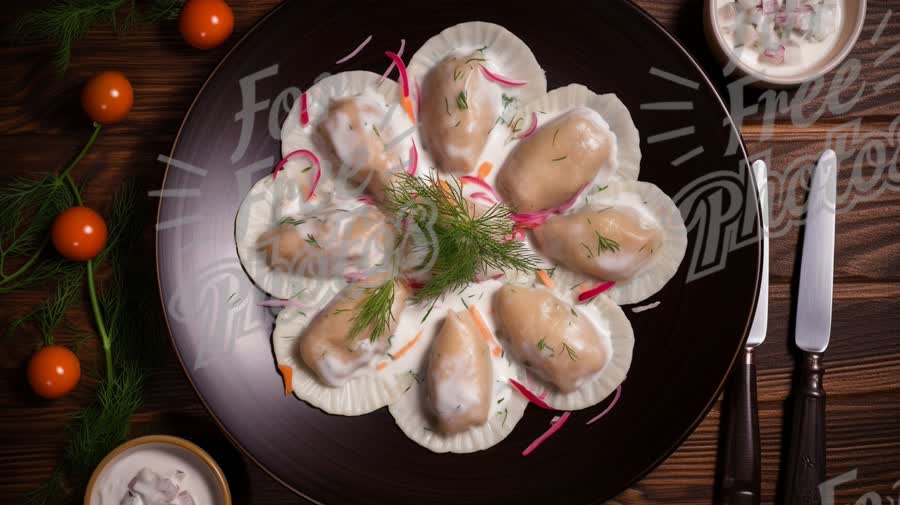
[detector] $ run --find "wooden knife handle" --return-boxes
[784,352,826,505]
[719,347,761,505]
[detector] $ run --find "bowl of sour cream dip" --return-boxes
[85,435,231,505]
[704,0,866,87]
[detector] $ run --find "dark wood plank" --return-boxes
[1,1,898,504]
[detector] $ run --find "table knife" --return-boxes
[784,150,837,505]
[720,160,769,505]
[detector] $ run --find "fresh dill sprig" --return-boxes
[537,337,555,353]
[456,91,469,110]
[9,0,185,73]
[562,342,579,361]
[349,280,396,342]
[305,234,320,248]
[279,216,305,226]
[383,173,538,304]
[24,182,164,505]
[595,231,621,254]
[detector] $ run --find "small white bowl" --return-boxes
[703,0,866,88]
[84,435,232,505]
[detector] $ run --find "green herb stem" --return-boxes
[62,123,102,179]
[87,258,113,383]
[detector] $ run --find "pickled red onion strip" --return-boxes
[459,176,500,201]
[586,385,622,425]
[509,378,553,410]
[519,112,538,139]
[480,66,528,87]
[469,191,497,206]
[522,411,570,456]
[335,34,372,64]
[407,140,418,176]
[380,39,406,81]
[556,183,588,213]
[385,51,410,97]
[509,211,550,229]
[357,195,375,205]
[577,281,616,303]
[272,149,321,181]
[299,92,309,126]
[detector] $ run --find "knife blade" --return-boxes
[796,149,837,352]
[747,160,770,347]
[719,160,769,505]
[784,149,837,505]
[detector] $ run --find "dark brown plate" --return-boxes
[157,1,760,504]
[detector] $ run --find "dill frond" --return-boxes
[349,280,396,342]
[9,0,185,73]
[383,173,538,304]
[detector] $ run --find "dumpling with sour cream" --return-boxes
[298,279,410,387]
[533,206,663,282]
[493,285,607,393]
[532,180,687,305]
[256,206,396,278]
[496,108,615,213]
[320,95,404,201]
[419,51,500,175]
[426,310,492,433]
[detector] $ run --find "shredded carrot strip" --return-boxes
[277,365,293,396]
[393,331,422,361]
[438,179,452,195]
[536,270,554,289]
[376,361,389,371]
[468,305,501,357]
[477,161,493,179]
[401,95,415,123]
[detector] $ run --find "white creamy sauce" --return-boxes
[90,443,220,505]
[716,0,844,78]
[266,46,640,422]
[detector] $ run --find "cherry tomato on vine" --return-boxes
[81,71,134,125]
[51,206,108,261]
[28,345,81,399]
[179,0,234,50]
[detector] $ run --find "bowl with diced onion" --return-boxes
[704,0,866,88]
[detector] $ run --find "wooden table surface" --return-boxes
[1,1,898,504]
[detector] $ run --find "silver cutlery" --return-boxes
[720,160,769,505]
[784,150,837,505]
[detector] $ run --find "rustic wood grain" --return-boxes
[1,1,898,504]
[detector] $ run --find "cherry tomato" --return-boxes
[28,346,81,399]
[179,0,234,50]
[81,71,134,125]
[51,206,108,261]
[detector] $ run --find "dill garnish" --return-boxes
[597,185,608,192]
[581,243,594,258]
[444,96,451,115]
[10,0,185,73]
[348,280,396,342]
[454,120,462,128]
[595,231,621,254]
[552,155,568,162]
[501,93,515,108]
[305,234,321,248]
[456,91,469,110]
[382,173,538,304]
[279,216,305,226]
[301,165,313,173]
[464,57,487,65]
[537,337,555,353]
[372,125,381,138]
[552,128,560,146]
[562,342,578,361]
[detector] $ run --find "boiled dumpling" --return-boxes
[533,206,663,281]
[426,310,492,433]
[256,207,395,277]
[493,285,607,393]
[299,279,410,387]
[497,108,613,213]
[420,52,498,175]
[320,96,403,201]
